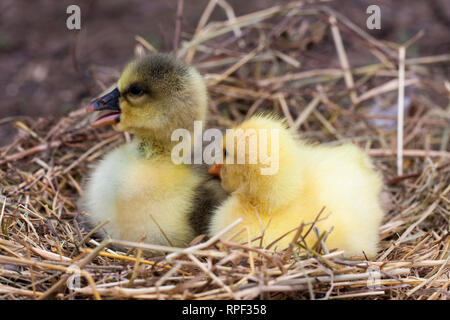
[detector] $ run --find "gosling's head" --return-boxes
[87,54,207,140]
[209,115,291,192]
[209,115,304,210]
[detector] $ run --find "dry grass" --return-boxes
[0,1,449,300]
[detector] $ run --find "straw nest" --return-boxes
[0,1,448,300]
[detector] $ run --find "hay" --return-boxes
[0,1,449,300]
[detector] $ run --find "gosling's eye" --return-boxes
[128,85,144,97]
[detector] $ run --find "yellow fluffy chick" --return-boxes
[208,115,384,257]
[79,54,226,247]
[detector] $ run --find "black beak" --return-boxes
[86,88,120,113]
[86,88,122,127]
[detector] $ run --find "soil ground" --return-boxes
[1,0,449,145]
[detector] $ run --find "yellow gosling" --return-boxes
[79,54,226,247]
[208,115,384,257]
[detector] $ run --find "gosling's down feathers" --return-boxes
[78,54,226,246]
[208,115,385,257]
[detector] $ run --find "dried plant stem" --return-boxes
[329,15,357,104]
[397,46,406,176]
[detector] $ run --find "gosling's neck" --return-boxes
[134,137,166,158]
[133,124,200,160]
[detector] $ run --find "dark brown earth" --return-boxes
[1,0,449,145]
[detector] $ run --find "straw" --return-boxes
[0,1,448,300]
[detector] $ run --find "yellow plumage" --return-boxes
[208,115,385,257]
[82,142,202,246]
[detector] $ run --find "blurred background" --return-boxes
[0,0,449,145]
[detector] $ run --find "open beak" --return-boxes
[208,163,222,177]
[86,88,121,127]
